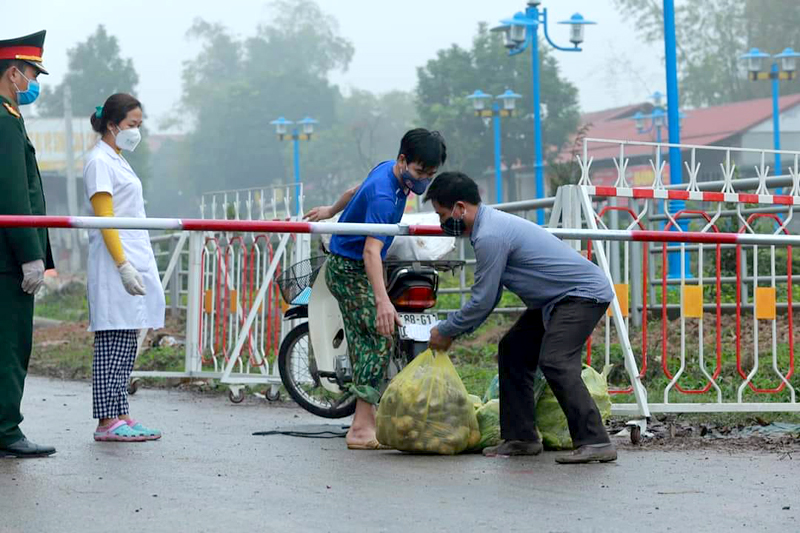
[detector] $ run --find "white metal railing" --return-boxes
[442,139,800,433]
[131,184,310,400]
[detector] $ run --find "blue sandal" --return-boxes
[126,420,161,441]
[94,420,147,442]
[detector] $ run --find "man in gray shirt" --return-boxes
[426,172,617,464]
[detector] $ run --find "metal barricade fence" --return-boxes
[440,139,800,428]
[150,233,190,317]
[578,138,798,417]
[130,184,309,401]
[198,232,283,375]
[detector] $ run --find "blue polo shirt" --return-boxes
[330,160,407,261]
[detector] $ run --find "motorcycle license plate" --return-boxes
[398,313,438,342]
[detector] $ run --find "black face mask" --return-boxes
[441,206,466,237]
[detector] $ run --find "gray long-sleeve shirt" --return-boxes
[436,204,614,338]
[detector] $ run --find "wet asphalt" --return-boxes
[1,376,798,533]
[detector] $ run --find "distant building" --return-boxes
[556,95,800,233]
[26,116,95,215]
[563,94,800,187]
[23,116,96,271]
[473,95,800,205]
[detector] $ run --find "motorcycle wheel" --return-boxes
[278,322,357,419]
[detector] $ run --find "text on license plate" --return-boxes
[399,313,438,341]
[401,313,436,326]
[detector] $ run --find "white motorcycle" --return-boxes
[276,254,462,419]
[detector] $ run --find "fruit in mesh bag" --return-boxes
[376,351,480,454]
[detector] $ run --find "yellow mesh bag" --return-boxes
[376,350,480,454]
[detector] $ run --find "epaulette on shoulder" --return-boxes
[2,102,21,118]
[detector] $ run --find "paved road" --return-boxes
[1,377,798,533]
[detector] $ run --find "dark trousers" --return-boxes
[498,297,610,448]
[0,273,34,447]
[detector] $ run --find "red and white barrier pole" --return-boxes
[0,215,799,246]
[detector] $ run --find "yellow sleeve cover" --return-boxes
[90,192,126,266]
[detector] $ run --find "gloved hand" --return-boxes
[118,261,147,296]
[21,259,45,295]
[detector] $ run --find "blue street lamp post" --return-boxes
[270,116,318,217]
[492,104,503,203]
[632,91,690,176]
[633,99,667,148]
[492,2,595,225]
[740,47,800,186]
[467,89,522,204]
[662,1,696,281]
[663,0,682,196]
[632,93,689,278]
[632,92,688,180]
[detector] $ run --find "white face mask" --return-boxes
[113,126,142,152]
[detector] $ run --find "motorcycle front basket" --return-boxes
[276,255,327,304]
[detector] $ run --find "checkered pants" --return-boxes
[92,330,138,420]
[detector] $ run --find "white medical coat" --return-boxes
[83,141,165,332]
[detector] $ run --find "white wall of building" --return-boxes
[740,104,800,171]
[24,117,98,174]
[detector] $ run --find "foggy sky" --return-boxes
[3,0,664,132]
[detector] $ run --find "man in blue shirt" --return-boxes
[425,172,617,464]
[306,129,446,450]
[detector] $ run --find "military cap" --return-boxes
[0,30,48,75]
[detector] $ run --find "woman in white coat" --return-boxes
[83,93,165,442]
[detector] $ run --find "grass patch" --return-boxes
[31,321,188,385]
[29,336,93,380]
[448,314,513,397]
[31,280,191,385]
[35,282,89,322]
[134,345,186,372]
[446,309,800,417]
[436,270,524,311]
[458,363,497,398]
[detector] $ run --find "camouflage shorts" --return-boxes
[325,253,392,405]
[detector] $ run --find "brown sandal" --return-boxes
[347,439,392,450]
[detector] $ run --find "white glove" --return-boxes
[118,261,147,296]
[21,259,45,295]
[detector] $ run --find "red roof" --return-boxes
[579,103,646,126]
[563,94,800,162]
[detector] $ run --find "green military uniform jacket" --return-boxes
[0,94,54,272]
[0,93,54,446]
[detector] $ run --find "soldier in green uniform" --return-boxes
[0,30,56,458]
